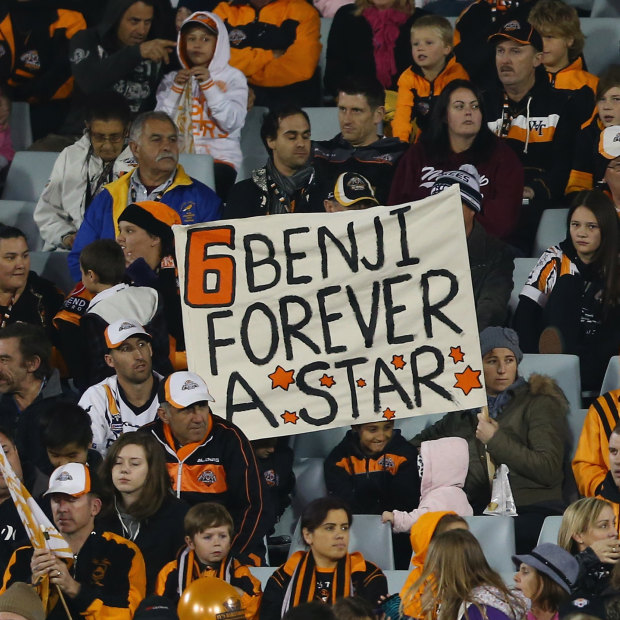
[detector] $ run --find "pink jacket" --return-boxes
[392,436,473,533]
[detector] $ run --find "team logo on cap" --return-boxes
[119,321,134,331]
[614,132,620,143]
[57,471,73,481]
[347,176,366,192]
[182,379,199,391]
[504,20,521,31]
[571,598,589,608]
[198,470,217,485]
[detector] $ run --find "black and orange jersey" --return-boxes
[0,6,85,103]
[565,116,609,196]
[548,56,598,100]
[324,429,420,514]
[1,530,146,620]
[143,415,268,561]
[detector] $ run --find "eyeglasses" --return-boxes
[90,132,125,144]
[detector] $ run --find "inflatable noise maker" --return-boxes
[178,576,245,620]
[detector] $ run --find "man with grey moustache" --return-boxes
[68,110,221,281]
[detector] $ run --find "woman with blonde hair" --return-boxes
[558,497,620,599]
[404,529,526,620]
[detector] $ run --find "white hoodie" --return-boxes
[155,11,248,171]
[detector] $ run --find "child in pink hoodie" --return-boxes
[382,436,473,532]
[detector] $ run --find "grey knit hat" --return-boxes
[512,543,579,594]
[0,582,45,620]
[479,326,523,363]
[430,164,483,213]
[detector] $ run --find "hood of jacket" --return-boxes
[177,11,231,78]
[409,510,456,568]
[523,373,570,415]
[96,0,162,45]
[420,437,469,497]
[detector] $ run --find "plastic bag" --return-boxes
[483,464,517,516]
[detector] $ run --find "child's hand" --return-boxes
[190,66,211,83]
[174,69,191,86]
[381,511,394,524]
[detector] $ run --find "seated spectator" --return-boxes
[566,66,620,197]
[0,226,64,341]
[79,319,163,456]
[392,15,468,143]
[558,497,620,600]
[213,0,321,108]
[0,2,86,142]
[323,173,378,212]
[399,512,469,618]
[428,165,515,329]
[381,436,473,533]
[0,323,74,470]
[226,106,324,217]
[64,0,176,139]
[34,92,134,251]
[1,463,147,617]
[0,90,14,181]
[98,432,189,592]
[313,76,407,204]
[528,0,597,99]
[261,497,388,619]
[514,190,620,391]
[324,0,428,98]
[596,425,620,520]
[402,529,527,620]
[68,111,222,281]
[512,543,579,620]
[414,326,568,552]
[0,427,47,572]
[388,80,524,242]
[0,582,45,620]
[603,133,620,214]
[155,502,261,615]
[141,371,269,563]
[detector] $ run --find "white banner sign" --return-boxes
[175,185,486,439]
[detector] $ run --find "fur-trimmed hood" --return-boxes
[523,373,569,413]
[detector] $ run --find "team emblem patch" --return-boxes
[182,379,199,391]
[20,50,40,71]
[119,321,134,331]
[346,176,366,192]
[56,471,73,481]
[198,470,217,485]
[503,20,521,31]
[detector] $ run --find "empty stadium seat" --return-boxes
[533,209,568,258]
[568,409,588,460]
[178,153,215,190]
[249,566,275,586]
[509,258,538,315]
[520,353,582,413]
[537,515,563,545]
[291,458,327,516]
[601,356,620,394]
[238,106,268,181]
[9,102,32,152]
[581,18,620,76]
[384,570,409,594]
[303,107,340,141]
[319,18,333,102]
[2,151,57,202]
[395,413,445,440]
[289,514,396,570]
[0,200,43,250]
[590,0,620,17]
[464,516,515,578]
[292,426,348,459]
[29,250,73,294]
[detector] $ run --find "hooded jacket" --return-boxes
[565,116,605,196]
[392,437,473,534]
[547,56,598,100]
[156,12,248,171]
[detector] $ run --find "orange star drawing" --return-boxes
[356,378,366,388]
[319,374,336,388]
[383,407,396,420]
[281,411,299,424]
[449,346,465,364]
[391,355,406,370]
[454,366,482,396]
[268,366,295,390]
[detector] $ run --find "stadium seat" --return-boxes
[581,18,620,76]
[178,153,215,191]
[238,106,268,181]
[29,250,73,295]
[384,570,409,594]
[289,514,396,570]
[303,107,340,141]
[519,354,582,413]
[0,200,42,250]
[291,458,327,516]
[568,409,588,460]
[533,209,568,258]
[395,413,444,440]
[2,151,57,202]
[249,566,276,586]
[464,516,515,578]
[509,258,538,315]
[292,426,348,459]
[537,515,563,545]
[319,18,333,102]
[590,0,620,17]
[9,102,32,151]
[601,356,620,394]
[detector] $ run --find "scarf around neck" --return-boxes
[265,158,315,214]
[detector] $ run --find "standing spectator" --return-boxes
[226,106,324,217]
[392,15,468,143]
[98,432,189,592]
[324,0,428,98]
[514,190,620,391]
[156,11,248,200]
[34,93,133,251]
[214,0,321,108]
[68,111,222,281]
[389,80,524,242]
[313,76,407,204]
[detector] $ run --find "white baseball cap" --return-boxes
[160,371,215,409]
[105,319,151,349]
[44,463,92,497]
[599,125,620,160]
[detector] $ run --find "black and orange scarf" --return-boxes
[176,547,234,594]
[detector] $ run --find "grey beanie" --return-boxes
[479,326,523,363]
[512,543,579,594]
[0,582,45,620]
[430,164,483,213]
